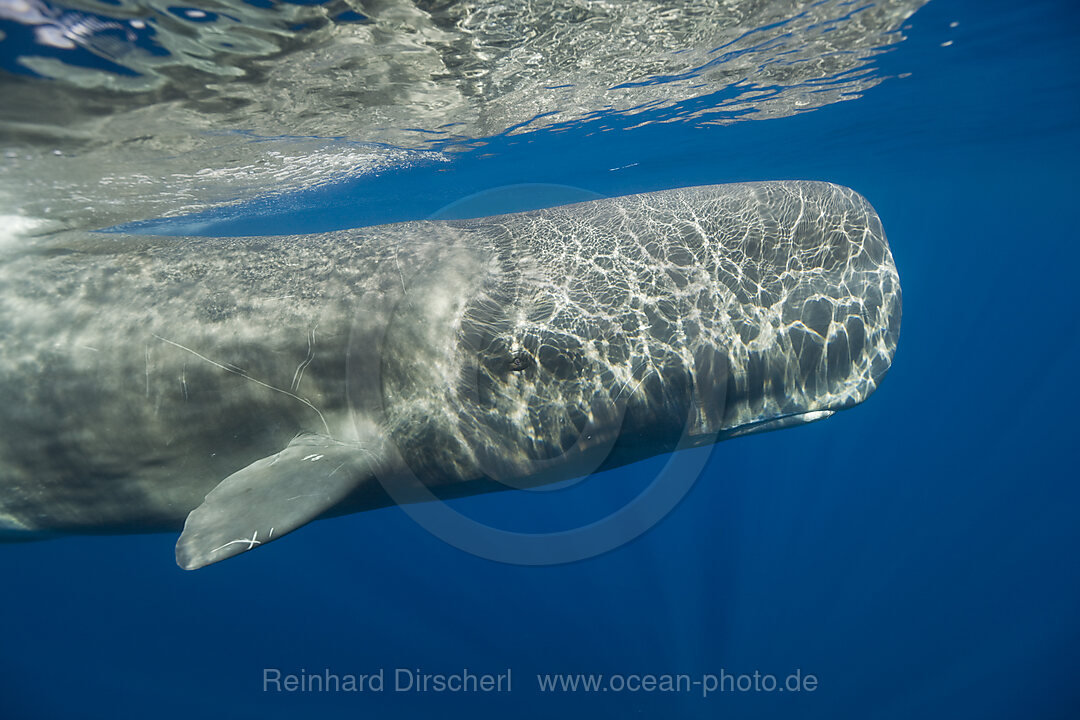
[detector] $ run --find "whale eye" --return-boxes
[509,353,531,372]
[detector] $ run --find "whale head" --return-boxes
[374,181,901,486]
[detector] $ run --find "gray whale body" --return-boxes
[0,182,901,568]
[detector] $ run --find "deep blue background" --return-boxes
[2,0,1079,718]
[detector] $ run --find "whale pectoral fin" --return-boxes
[175,434,378,570]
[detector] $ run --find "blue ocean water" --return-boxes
[1,0,1078,718]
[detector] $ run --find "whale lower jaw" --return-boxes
[722,409,836,440]
[0,512,48,541]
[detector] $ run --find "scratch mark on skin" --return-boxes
[80,345,99,352]
[286,493,326,502]
[212,530,261,554]
[181,362,188,402]
[291,323,318,393]
[144,344,150,397]
[614,374,648,404]
[329,462,346,477]
[394,252,407,294]
[612,360,651,403]
[268,528,274,539]
[152,334,331,436]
